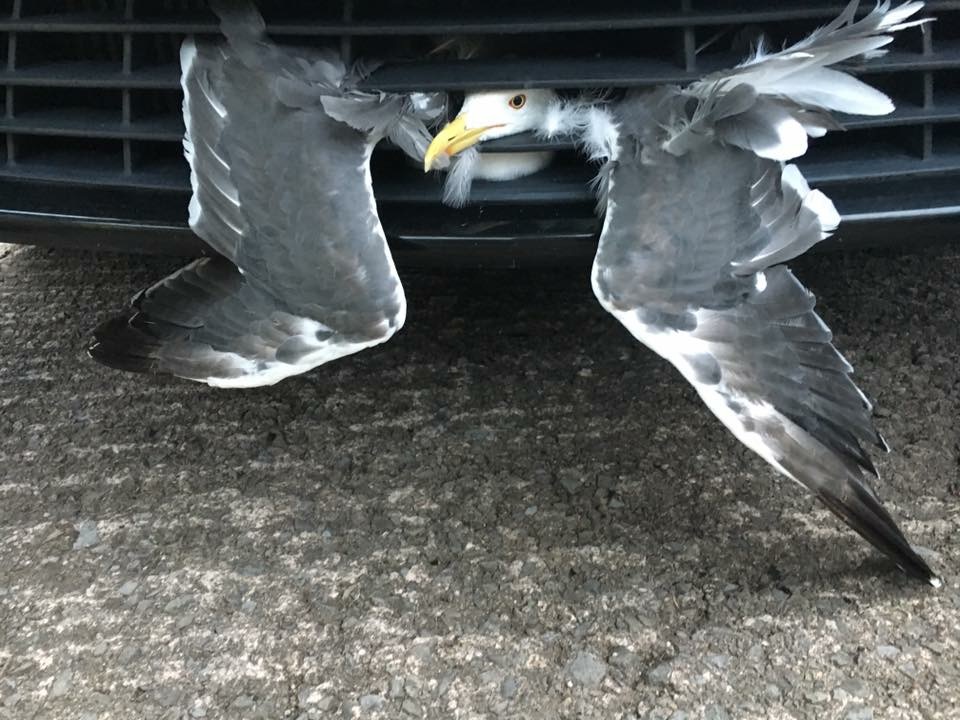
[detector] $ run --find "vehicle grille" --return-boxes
[0,0,957,259]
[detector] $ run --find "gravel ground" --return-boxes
[0,242,958,720]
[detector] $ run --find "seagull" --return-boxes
[89,0,938,584]
[89,0,445,387]
[424,1,939,585]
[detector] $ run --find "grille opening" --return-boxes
[934,122,960,155]
[15,134,123,171]
[15,32,124,69]
[130,88,181,126]
[129,138,184,175]
[868,72,927,111]
[932,10,960,43]
[14,86,122,123]
[935,69,960,106]
[805,124,927,166]
[131,32,189,72]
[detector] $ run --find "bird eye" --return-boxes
[508,94,527,110]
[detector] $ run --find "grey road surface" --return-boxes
[0,242,958,720]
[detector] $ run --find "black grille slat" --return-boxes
[0,108,180,138]
[1,0,958,254]
[3,2,960,34]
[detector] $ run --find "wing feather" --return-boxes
[91,3,440,386]
[591,129,936,582]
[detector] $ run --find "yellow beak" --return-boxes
[423,114,504,172]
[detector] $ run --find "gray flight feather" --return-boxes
[91,0,442,387]
[589,1,936,583]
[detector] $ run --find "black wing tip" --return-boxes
[892,546,940,587]
[815,485,940,587]
[88,314,162,376]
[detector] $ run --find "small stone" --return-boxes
[876,645,900,659]
[898,661,918,678]
[118,580,139,596]
[831,652,853,667]
[359,694,384,712]
[608,646,640,670]
[79,713,96,720]
[704,705,730,720]
[49,669,73,698]
[241,598,257,613]
[805,691,830,705]
[669,712,689,720]
[845,706,874,720]
[764,683,782,701]
[648,662,673,685]
[155,687,183,708]
[524,506,538,516]
[400,698,422,717]
[118,645,140,664]
[176,612,194,630]
[72,521,100,550]
[232,694,254,709]
[837,679,870,699]
[557,468,583,494]
[389,677,405,698]
[706,654,731,670]
[91,640,108,657]
[190,701,207,718]
[164,595,191,613]
[316,696,337,711]
[567,651,607,688]
[500,676,519,699]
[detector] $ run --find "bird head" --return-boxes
[423,89,558,172]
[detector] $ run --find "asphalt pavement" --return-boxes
[0,241,958,719]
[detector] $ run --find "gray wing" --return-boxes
[594,135,935,583]
[90,3,440,387]
[591,0,936,583]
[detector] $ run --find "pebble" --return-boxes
[609,646,641,671]
[231,694,254,709]
[49,669,73,698]
[72,520,100,549]
[389,677,405,698]
[704,705,730,720]
[836,678,870,699]
[117,645,140,664]
[500,676,519,699]
[705,654,731,670]
[400,698,423,717]
[567,651,607,688]
[557,468,583,494]
[805,690,830,705]
[118,580,139,596]
[845,706,874,720]
[316,696,337,711]
[648,662,673,685]
[359,694,385,711]
[876,645,900,659]
[155,687,183,708]
[163,595,191,613]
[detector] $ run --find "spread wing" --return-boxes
[90,2,442,387]
[592,1,937,582]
